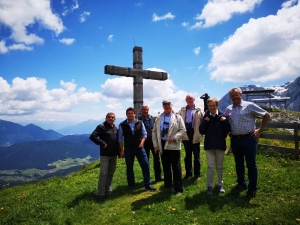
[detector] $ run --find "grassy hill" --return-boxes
[1,148,299,225]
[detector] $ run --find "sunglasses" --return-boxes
[106,116,115,119]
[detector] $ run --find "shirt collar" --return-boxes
[233,100,243,107]
[210,110,219,117]
[186,105,195,110]
[126,119,137,124]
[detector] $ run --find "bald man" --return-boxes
[178,94,204,180]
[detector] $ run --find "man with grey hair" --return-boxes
[152,99,186,196]
[224,87,270,199]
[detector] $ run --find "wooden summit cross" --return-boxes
[104,46,168,117]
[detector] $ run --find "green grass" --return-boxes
[1,146,300,225]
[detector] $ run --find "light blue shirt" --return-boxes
[224,100,266,135]
[185,106,195,128]
[118,119,147,142]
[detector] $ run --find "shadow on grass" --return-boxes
[67,181,148,208]
[131,186,173,210]
[184,188,260,212]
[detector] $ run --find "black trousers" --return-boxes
[161,140,183,193]
[144,141,162,180]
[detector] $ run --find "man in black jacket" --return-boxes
[138,106,163,182]
[90,112,120,203]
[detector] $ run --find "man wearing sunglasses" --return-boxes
[90,112,120,203]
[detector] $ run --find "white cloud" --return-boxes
[71,0,79,11]
[181,22,189,27]
[0,77,101,116]
[0,0,64,53]
[198,65,204,70]
[0,41,8,54]
[194,46,201,55]
[208,2,300,83]
[62,0,79,16]
[152,12,175,22]
[135,3,143,7]
[108,35,114,42]
[59,38,76,45]
[190,0,262,29]
[79,11,90,23]
[0,41,33,54]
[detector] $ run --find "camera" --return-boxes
[161,121,169,136]
[161,128,169,136]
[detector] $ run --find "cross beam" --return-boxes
[104,46,168,117]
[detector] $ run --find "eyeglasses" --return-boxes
[106,116,115,119]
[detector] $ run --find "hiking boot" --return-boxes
[206,186,213,195]
[145,185,156,192]
[245,190,256,199]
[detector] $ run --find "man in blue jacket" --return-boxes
[90,112,120,203]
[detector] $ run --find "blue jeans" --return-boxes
[124,147,152,188]
[183,130,200,177]
[144,142,162,180]
[231,135,257,191]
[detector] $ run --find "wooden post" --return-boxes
[104,46,168,118]
[294,122,299,158]
[133,46,143,116]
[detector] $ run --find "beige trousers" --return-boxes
[205,150,225,187]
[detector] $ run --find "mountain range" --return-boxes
[56,118,125,135]
[0,120,64,146]
[0,120,99,172]
[218,76,300,112]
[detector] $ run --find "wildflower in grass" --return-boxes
[296,218,300,222]
[20,194,26,200]
[1,207,4,210]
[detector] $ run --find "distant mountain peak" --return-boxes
[219,76,300,112]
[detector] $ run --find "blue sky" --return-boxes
[0,0,299,130]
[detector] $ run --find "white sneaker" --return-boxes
[218,186,225,193]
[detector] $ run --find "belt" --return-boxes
[231,132,254,138]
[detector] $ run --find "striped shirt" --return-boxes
[224,100,267,135]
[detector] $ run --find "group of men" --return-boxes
[90,87,270,203]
